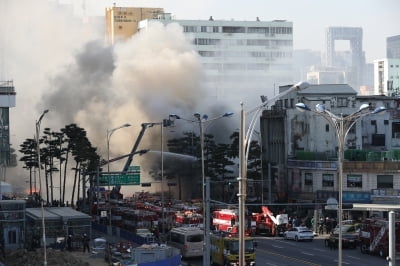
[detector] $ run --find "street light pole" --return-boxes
[36,109,48,266]
[171,112,233,266]
[106,123,131,227]
[296,102,386,266]
[238,82,309,265]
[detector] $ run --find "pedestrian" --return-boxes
[82,233,90,253]
[67,235,72,251]
[0,236,5,259]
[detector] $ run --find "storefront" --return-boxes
[0,200,25,250]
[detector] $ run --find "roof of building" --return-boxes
[26,207,91,221]
[298,84,357,95]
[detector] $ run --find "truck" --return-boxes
[210,232,256,266]
[251,206,288,236]
[212,208,253,235]
[359,218,400,258]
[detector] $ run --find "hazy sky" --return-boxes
[78,0,400,62]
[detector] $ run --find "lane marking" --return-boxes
[271,245,284,249]
[258,249,322,266]
[301,252,315,256]
[346,255,361,260]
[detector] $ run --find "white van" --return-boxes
[168,227,203,258]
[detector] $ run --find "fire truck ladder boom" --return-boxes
[122,122,158,172]
[370,222,387,252]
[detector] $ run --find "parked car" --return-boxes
[325,232,359,249]
[283,227,314,242]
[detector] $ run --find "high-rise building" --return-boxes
[105,6,164,44]
[324,27,364,90]
[387,35,400,59]
[374,58,400,96]
[140,14,293,105]
[0,80,16,167]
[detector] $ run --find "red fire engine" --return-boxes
[174,211,203,228]
[251,206,288,236]
[213,209,239,233]
[212,208,253,234]
[359,218,400,258]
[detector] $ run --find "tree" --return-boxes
[19,138,37,196]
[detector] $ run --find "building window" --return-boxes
[222,26,245,33]
[384,120,389,125]
[305,173,313,186]
[322,174,334,187]
[377,175,393,188]
[337,97,348,107]
[372,134,385,146]
[392,122,400,138]
[325,124,329,132]
[347,175,362,188]
[183,26,197,32]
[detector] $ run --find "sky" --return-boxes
[0,0,398,200]
[79,0,400,62]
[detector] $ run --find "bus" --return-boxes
[167,227,203,258]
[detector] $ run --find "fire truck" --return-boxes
[359,218,400,258]
[174,211,203,228]
[213,209,239,233]
[251,206,288,236]
[210,232,256,266]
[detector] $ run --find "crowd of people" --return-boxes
[285,215,338,235]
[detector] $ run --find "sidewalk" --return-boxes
[70,250,109,266]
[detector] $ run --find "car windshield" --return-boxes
[227,240,254,254]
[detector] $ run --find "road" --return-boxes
[183,235,390,266]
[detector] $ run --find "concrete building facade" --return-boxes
[374,58,400,96]
[387,35,400,59]
[105,6,164,44]
[260,83,400,214]
[0,80,16,168]
[140,14,294,105]
[324,27,364,90]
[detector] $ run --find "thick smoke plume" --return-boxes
[1,1,226,199]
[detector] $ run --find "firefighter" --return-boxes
[82,233,90,253]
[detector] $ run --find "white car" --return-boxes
[283,227,314,242]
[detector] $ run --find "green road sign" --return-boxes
[99,173,140,186]
[128,166,140,172]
